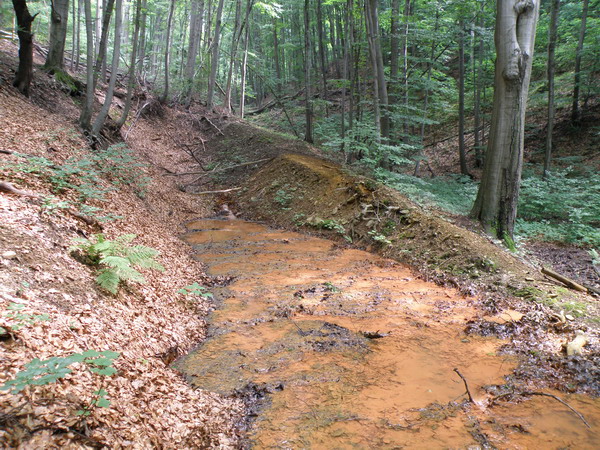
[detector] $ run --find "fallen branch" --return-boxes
[0,149,13,155]
[165,158,272,177]
[541,266,587,293]
[193,187,242,195]
[0,181,38,198]
[201,116,224,136]
[453,368,475,403]
[124,100,151,140]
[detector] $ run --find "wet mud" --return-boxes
[177,219,600,448]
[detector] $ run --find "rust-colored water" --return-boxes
[178,219,600,449]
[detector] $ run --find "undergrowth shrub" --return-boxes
[71,234,164,294]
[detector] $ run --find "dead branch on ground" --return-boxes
[164,158,272,178]
[0,181,38,197]
[453,368,475,403]
[193,187,242,195]
[0,149,13,155]
[201,116,225,136]
[541,266,587,293]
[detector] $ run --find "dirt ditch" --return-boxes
[177,218,600,448]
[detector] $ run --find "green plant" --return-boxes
[71,234,164,294]
[589,249,599,266]
[315,219,352,243]
[322,282,340,293]
[368,230,392,246]
[1,349,120,394]
[2,303,50,332]
[274,187,294,208]
[178,282,213,299]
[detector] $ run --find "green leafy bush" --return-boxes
[71,234,164,294]
[1,303,50,333]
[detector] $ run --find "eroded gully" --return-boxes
[177,219,600,449]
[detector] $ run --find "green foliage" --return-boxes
[322,281,340,293]
[3,303,51,332]
[1,350,120,394]
[516,167,600,247]
[274,188,294,208]
[313,219,352,243]
[368,230,392,246]
[590,249,600,266]
[71,234,164,294]
[178,283,214,299]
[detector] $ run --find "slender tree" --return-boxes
[471,0,540,243]
[207,0,225,107]
[79,0,94,130]
[91,0,122,136]
[304,0,313,143]
[160,0,175,103]
[93,0,115,87]
[457,18,470,176]
[544,0,560,179]
[117,0,141,129]
[571,0,589,126]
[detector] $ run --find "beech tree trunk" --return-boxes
[544,0,560,179]
[117,0,140,128]
[457,18,470,176]
[184,0,204,107]
[471,0,540,242]
[93,0,115,87]
[11,0,37,96]
[45,0,69,71]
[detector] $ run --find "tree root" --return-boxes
[0,181,38,197]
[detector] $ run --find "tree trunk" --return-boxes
[471,0,540,242]
[303,0,313,143]
[473,3,485,168]
[91,0,121,137]
[117,0,140,128]
[544,0,560,179]
[457,18,469,176]
[207,0,224,107]
[240,18,250,118]
[11,0,36,96]
[137,0,147,78]
[93,0,114,87]
[571,0,588,126]
[45,0,69,71]
[159,0,175,103]
[316,0,328,99]
[272,17,281,92]
[224,0,242,113]
[184,0,203,107]
[79,0,94,130]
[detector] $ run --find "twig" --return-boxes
[193,187,242,195]
[201,116,225,135]
[0,149,13,155]
[165,158,272,177]
[453,368,475,403]
[124,100,151,140]
[493,391,591,429]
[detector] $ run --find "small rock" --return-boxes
[566,331,588,356]
[2,251,17,260]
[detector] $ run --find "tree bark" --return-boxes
[206,0,224,107]
[11,0,37,97]
[473,3,485,168]
[45,0,69,71]
[544,0,560,179]
[91,0,121,136]
[571,0,588,125]
[316,0,328,99]
[471,0,540,242]
[184,0,204,107]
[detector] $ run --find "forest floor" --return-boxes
[0,39,599,448]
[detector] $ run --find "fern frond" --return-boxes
[99,256,145,283]
[96,270,120,294]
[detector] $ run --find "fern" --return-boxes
[71,234,164,294]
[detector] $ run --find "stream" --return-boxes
[177,218,600,448]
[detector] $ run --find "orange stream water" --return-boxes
[178,219,600,449]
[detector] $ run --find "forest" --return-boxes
[0,0,599,447]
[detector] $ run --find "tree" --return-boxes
[11,0,37,96]
[471,0,540,243]
[91,0,122,136]
[117,0,141,128]
[44,0,70,72]
[207,0,225,108]
[79,0,94,130]
[571,0,589,126]
[303,0,313,143]
[160,0,175,103]
[93,0,115,87]
[544,0,560,179]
